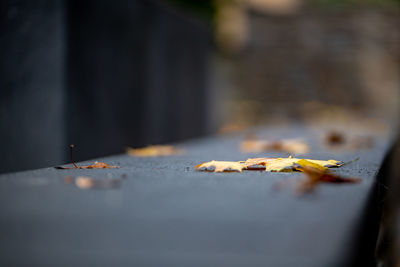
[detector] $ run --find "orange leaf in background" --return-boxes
[56,161,118,169]
[241,137,309,155]
[297,165,361,194]
[126,145,184,157]
[80,161,118,169]
[303,167,361,183]
[325,131,345,145]
[324,130,374,150]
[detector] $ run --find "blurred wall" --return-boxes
[67,0,211,161]
[0,0,212,173]
[0,0,66,174]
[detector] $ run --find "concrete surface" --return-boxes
[0,126,391,266]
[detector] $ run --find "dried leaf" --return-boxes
[244,157,341,172]
[245,157,298,172]
[325,131,374,150]
[302,166,362,183]
[295,159,327,171]
[55,144,119,169]
[56,161,118,169]
[196,157,343,173]
[325,131,345,145]
[241,157,273,170]
[81,161,118,169]
[297,165,361,194]
[126,145,184,157]
[195,160,245,172]
[241,138,309,154]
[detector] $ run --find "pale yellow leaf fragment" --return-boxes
[195,160,245,172]
[127,145,184,157]
[242,157,274,170]
[73,176,121,190]
[282,139,310,154]
[75,176,96,189]
[240,140,268,153]
[255,158,299,172]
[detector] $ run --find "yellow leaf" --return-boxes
[305,159,342,168]
[127,145,184,157]
[296,159,327,171]
[195,160,245,172]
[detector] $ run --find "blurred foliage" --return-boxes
[164,0,400,17]
[164,0,216,21]
[308,0,400,9]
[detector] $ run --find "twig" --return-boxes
[70,144,79,168]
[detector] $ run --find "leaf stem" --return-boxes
[341,157,360,166]
[70,144,79,168]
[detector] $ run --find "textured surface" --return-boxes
[0,126,390,266]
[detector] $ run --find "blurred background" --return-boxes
[0,0,399,173]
